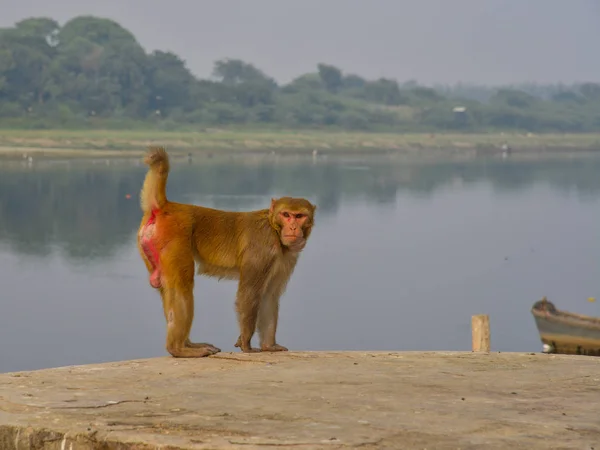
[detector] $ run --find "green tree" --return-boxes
[1,14,600,133]
[317,63,343,93]
[146,51,195,114]
[212,58,275,87]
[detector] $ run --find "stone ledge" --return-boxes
[1,351,599,449]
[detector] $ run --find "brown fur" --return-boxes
[137,146,316,356]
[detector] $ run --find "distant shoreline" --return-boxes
[0,128,599,158]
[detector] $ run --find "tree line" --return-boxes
[1,15,600,133]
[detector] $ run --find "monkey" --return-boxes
[137,146,316,357]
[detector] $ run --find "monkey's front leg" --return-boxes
[234,282,262,353]
[257,281,289,352]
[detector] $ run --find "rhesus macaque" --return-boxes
[137,147,316,357]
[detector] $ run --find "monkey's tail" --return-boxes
[140,146,170,213]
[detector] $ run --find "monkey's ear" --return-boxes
[270,198,276,213]
[312,204,317,213]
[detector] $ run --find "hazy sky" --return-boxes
[1,0,599,85]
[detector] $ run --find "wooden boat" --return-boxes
[531,297,600,356]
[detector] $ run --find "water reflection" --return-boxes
[1,155,600,372]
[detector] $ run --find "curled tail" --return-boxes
[140,146,170,213]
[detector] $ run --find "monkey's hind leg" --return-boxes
[160,243,220,358]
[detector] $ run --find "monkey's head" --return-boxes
[269,197,316,253]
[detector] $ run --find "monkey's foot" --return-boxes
[261,344,289,352]
[185,340,221,354]
[241,347,262,353]
[234,337,261,353]
[167,346,218,358]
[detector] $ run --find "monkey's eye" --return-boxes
[295,213,304,219]
[282,212,290,218]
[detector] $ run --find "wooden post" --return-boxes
[471,314,490,352]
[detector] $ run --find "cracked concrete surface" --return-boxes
[0,351,599,449]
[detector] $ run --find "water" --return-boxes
[1,154,599,373]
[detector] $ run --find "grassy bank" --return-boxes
[1,128,600,157]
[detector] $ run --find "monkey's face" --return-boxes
[270,197,316,253]
[278,210,310,251]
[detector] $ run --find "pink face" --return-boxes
[280,211,308,239]
[269,197,316,252]
[278,210,311,251]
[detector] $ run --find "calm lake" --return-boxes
[1,153,599,373]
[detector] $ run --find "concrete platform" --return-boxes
[0,351,599,449]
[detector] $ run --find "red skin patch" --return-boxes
[140,209,162,289]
